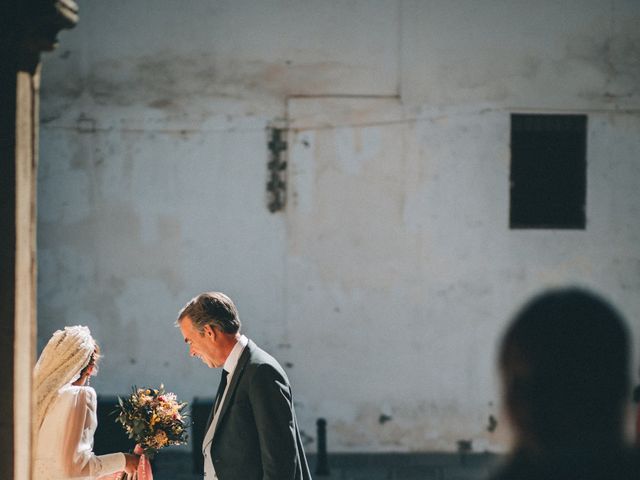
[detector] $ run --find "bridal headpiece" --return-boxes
[34,325,97,431]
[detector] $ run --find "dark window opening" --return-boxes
[510,114,587,229]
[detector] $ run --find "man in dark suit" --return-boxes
[177,291,312,480]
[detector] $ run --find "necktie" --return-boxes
[213,369,229,414]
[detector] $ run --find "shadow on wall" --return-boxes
[94,396,134,455]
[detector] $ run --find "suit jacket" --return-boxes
[205,340,312,480]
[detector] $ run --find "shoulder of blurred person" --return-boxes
[489,447,640,480]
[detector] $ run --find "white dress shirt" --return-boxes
[202,334,248,479]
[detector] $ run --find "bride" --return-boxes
[34,326,139,479]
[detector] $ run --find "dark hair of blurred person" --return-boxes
[490,288,640,480]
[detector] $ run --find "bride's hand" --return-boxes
[123,453,140,475]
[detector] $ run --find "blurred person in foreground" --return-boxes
[34,326,139,480]
[490,288,640,480]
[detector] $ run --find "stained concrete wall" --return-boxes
[38,0,640,453]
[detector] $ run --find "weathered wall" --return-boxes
[38,0,640,453]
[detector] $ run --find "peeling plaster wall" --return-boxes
[38,0,640,453]
[401,0,640,109]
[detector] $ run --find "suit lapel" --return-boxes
[205,401,215,432]
[212,340,253,438]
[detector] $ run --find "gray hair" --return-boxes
[177,291,241,334]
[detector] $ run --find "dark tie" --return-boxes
[213,369,229,414]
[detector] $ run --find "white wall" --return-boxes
[38,0,640,453]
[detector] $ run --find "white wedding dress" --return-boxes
[34,384,125,480]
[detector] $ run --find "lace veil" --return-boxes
[34,325,96,432]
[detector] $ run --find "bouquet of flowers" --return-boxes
[113,385,189,459]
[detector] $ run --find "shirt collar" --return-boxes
[222,334,248,377]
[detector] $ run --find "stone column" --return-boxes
[0,1,78,478]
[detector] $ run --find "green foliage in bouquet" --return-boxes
[113,385,189,458]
